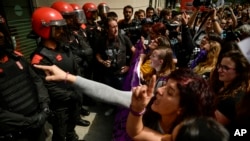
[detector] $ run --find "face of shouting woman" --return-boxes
[151,78,182,117]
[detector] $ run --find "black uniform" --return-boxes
[67,27,93,123]
[0,52,50,141]
[85,22,105,82]
[69,28,93,79]
[31,44,81,141]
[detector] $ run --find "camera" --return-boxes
[166,22,181,39]
[123,25,142,32]
[225,29,242,41]
[151,14,160,23]
[122,19,141,32]
[121,19,142,44]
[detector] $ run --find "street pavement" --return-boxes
[45,102,115,141]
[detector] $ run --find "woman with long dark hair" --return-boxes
[210,50,250,139]
[127,69,215,140]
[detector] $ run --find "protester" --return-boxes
[126,69,215,140]
[172,117,229,141]
[95,16,134,116]
[33,65,220,141]
[210,50,250,139]
[113,44,175,141]
[140,22,169,84]
[191,33,221,79]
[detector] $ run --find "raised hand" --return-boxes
[181,12,189,25]
[130,75,156,112]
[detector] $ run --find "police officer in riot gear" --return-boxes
[51,1,92,127]
[30,7,83,141]
[97,2,110,28]
[83,2,99,49]
[83,2,106,82]
[69,3,93,79]
[0,14,50,141]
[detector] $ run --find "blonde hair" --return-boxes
[194,41,221,75]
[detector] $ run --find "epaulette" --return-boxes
[6,50,22,60]
[31,54,43,65]
[13,51,23,56]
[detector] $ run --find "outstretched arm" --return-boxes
[74,76,132,107]
[33,65,132,108]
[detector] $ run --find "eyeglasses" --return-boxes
[216,64,235,72]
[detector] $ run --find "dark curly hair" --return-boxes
[143,68,215,133]
[169,69,215,121]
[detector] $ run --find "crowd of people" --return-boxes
[1,1,250,141]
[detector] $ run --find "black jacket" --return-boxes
[175,25,196,68]
[0,52,49,134]
[31,45,81,109]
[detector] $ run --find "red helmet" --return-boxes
[31,7,66,39]
[70,3,81,10]
[70,3,86,24]
[51,1,74,15]
[98,2,110,16]
[82,2,97,20]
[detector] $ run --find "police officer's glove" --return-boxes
[29,108,50,129]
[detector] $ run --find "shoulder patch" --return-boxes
[1,56,9,63]
[56,54,62,61]
[80,24,86,29]
[31,54,43,64]
[0,68,3,73]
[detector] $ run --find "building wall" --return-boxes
[33,0,166,20]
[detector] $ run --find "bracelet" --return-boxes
[64,72,69,84]
[129,105,146,116]
[212,19,218,22]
